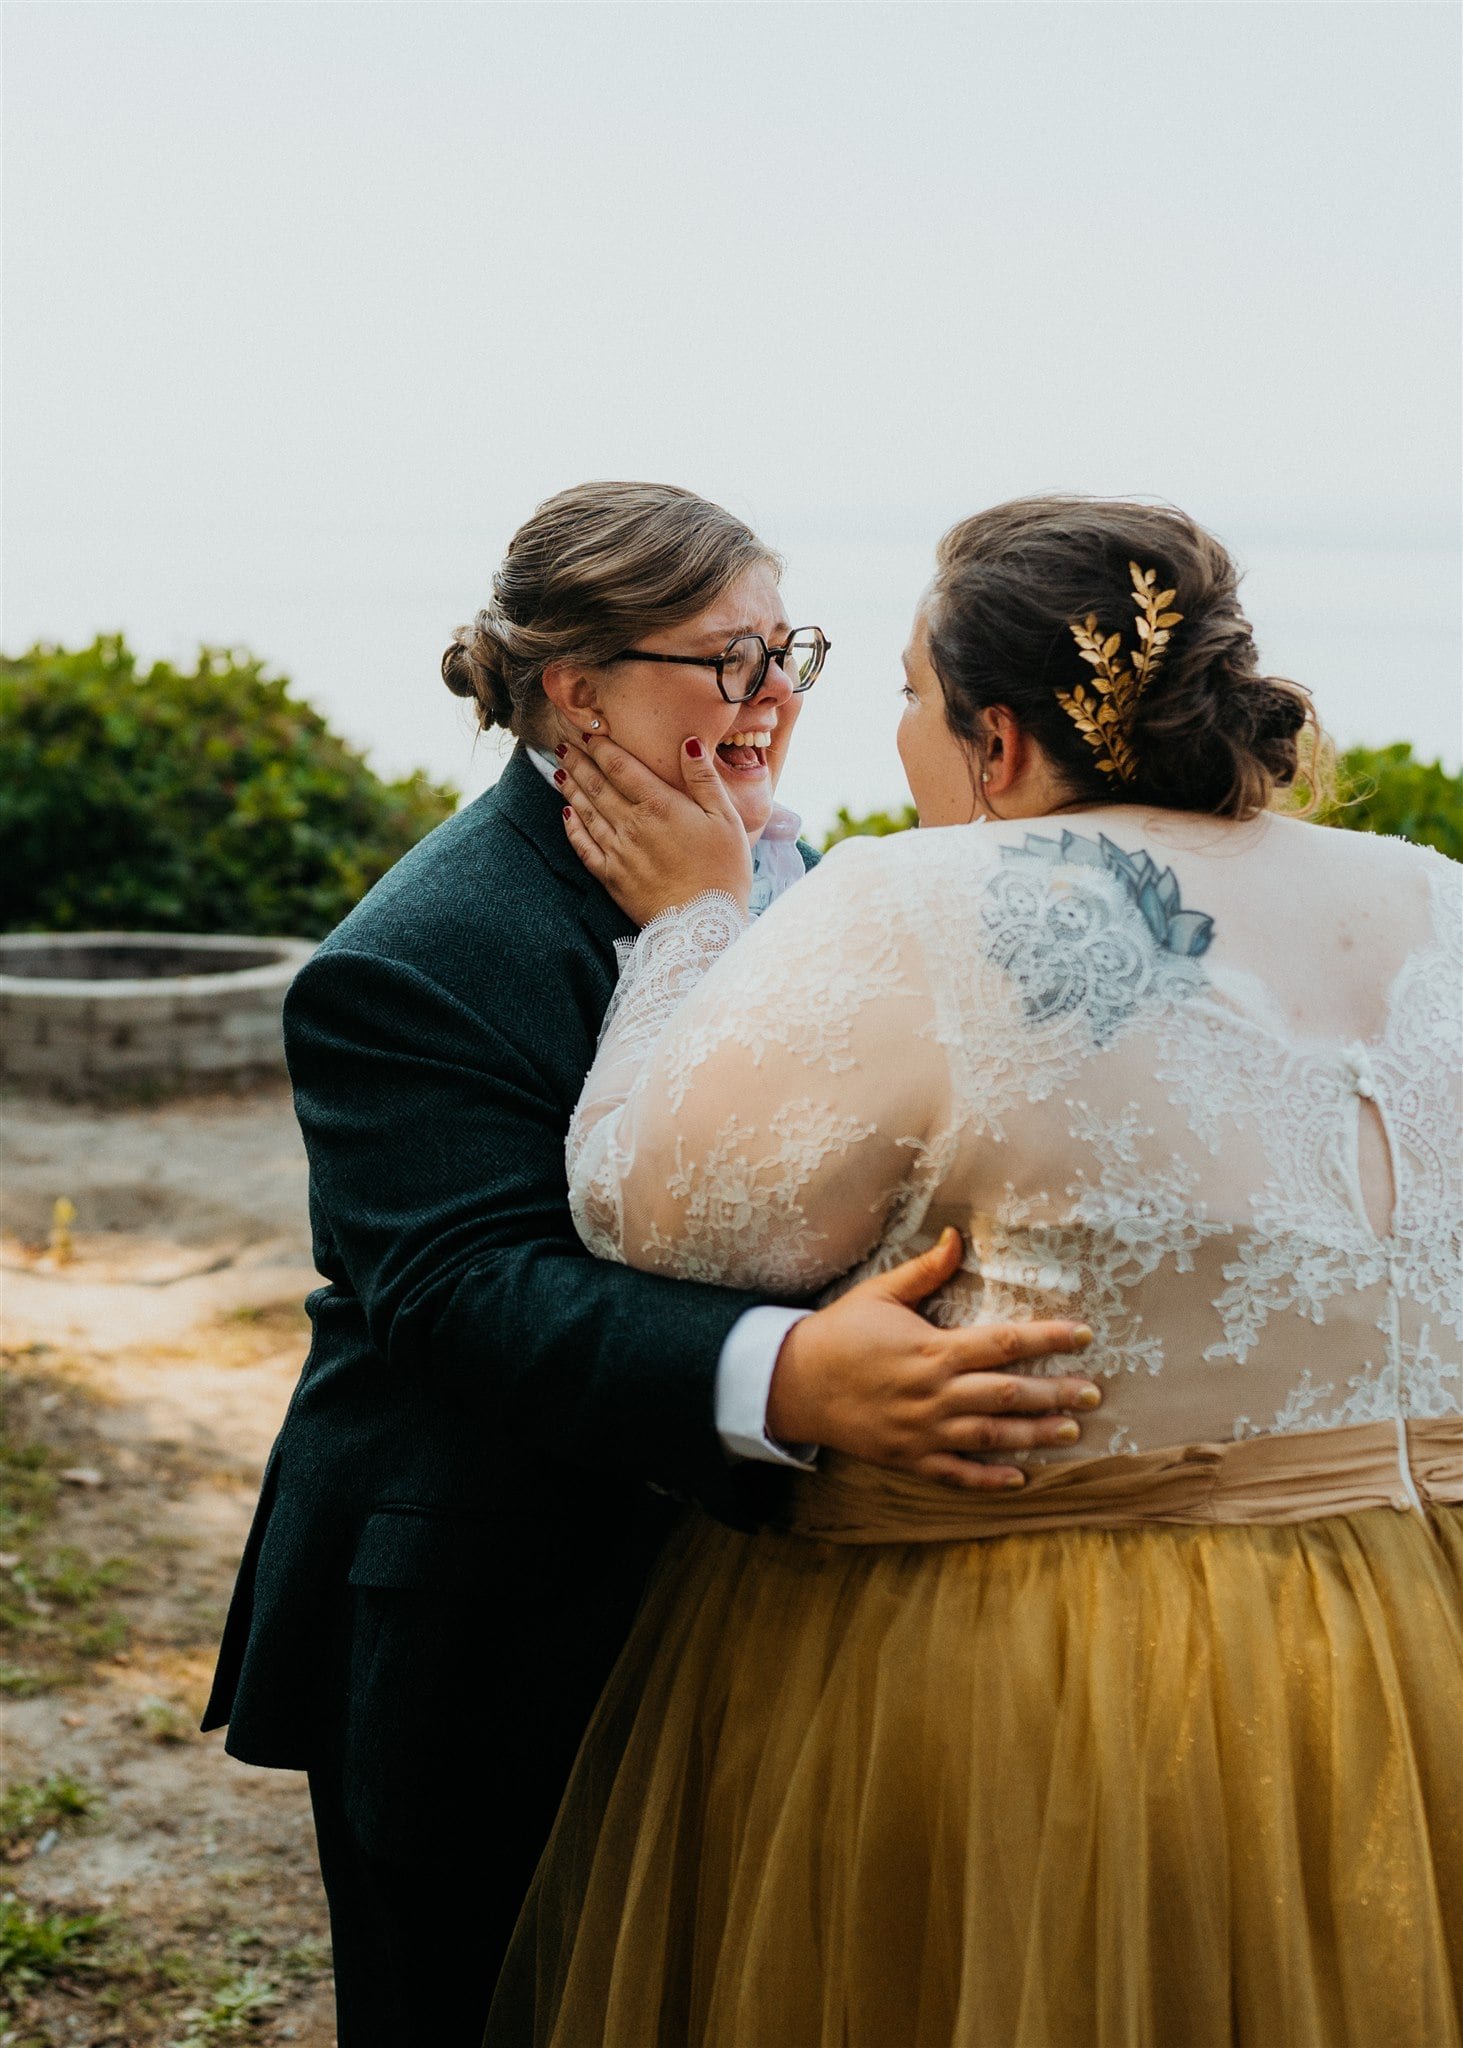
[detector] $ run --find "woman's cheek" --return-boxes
[648,715,709,785]
[898,706,950,822]
[606,677,717,781]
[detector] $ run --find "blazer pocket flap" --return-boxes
[348,1508,467,1589]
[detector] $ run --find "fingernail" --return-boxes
[1077,1384,1102,1408]
[562,805,573,820]
[580,731,596,744]
[552,769,566,785]
[1056,1420,1081,1443]
[1004,1471,1026,1489]
[685,737,704,759]
[554,744,568,759]
[1070,1325,1094,1351]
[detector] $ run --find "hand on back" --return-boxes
[555,731,753,926]
[771,1229,1101,1491]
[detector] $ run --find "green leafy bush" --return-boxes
[823,745,1462,859]
[1320,744,1463,859]
[0,637,458,938]
[822,802,919,850]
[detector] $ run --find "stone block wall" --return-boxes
[0,934,317,1097]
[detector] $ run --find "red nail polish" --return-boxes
[553,769,566,785]
[685,737,704,759]
[562,805,573,820]
[554,744,568,759]
[580,732,595,744]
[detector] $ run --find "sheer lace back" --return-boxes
[568,812,1462,1461]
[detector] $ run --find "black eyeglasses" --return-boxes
[610,628,830,705]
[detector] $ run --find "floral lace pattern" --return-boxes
[952,1107,1229,1385]
[641,1101,877,1293]
[1149,859,1463,1389]
[566,822,1463,1457]
[1235,1326,1462,1438]
[911,833,1209,1144]
[567,892,748,1262]
[600,892,748,1069]
[658,902,915,1112]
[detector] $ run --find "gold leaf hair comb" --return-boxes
[1056,562,1183,783]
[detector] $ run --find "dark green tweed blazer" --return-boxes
[205,748,819,1767]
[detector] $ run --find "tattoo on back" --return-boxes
[1002,830,1216,959]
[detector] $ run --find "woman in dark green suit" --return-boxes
[204,481,1099,2047]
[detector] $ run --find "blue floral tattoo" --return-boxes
[1002,831,1216,959]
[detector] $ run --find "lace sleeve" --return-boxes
[567,891,749,1263]
[566,839,950,1292]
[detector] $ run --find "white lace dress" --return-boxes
[488,811,1463,2048]
[569,810,1461,1475]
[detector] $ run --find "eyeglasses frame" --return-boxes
[609,628,830,705]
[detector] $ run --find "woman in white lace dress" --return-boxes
[486,497,1462,2048]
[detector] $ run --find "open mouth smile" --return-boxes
[715,727,773,773]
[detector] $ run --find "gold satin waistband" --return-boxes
[784,1418,1463,1545]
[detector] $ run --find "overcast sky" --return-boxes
[5,2,1459,831]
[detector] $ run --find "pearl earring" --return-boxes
[589,718,602,731]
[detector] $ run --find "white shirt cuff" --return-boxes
[715,1306,818,1468]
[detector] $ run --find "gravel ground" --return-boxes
[1,1083,312,1254]
[1,1084,337,2047]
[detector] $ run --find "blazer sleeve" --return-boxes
[283,943,782,1509]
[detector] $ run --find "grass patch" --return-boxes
[0,1775,98,1854]
[0,1892,104,1996]
[276,1935,330,1980]
[0,1661,65,1699]
[169,1968,280,2044]
[0,1370,138,1693]
[0,1542,135,1687]
[134,1697,196,1746]
[0,1433,58,1546]
[0,1908,325,2038]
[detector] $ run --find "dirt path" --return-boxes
[1,1085,337,2046]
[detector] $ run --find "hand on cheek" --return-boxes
[557,729,753,923]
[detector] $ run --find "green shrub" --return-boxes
[0,637,458,938]
[1320,744,1463,859]
[822,745,1462,859]
[821,802,919,851]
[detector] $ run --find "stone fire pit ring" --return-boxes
[0,932,317,1097]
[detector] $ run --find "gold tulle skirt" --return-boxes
[487,1430,1463,2048]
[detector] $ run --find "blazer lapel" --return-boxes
[493,747,638,951]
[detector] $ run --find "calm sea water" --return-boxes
[7,520,1459,842]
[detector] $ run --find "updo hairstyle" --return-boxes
[926,496,1326,819]
[443,482,780,743]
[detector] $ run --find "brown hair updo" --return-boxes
[926,496,1325,819]
[443,481,781,743]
